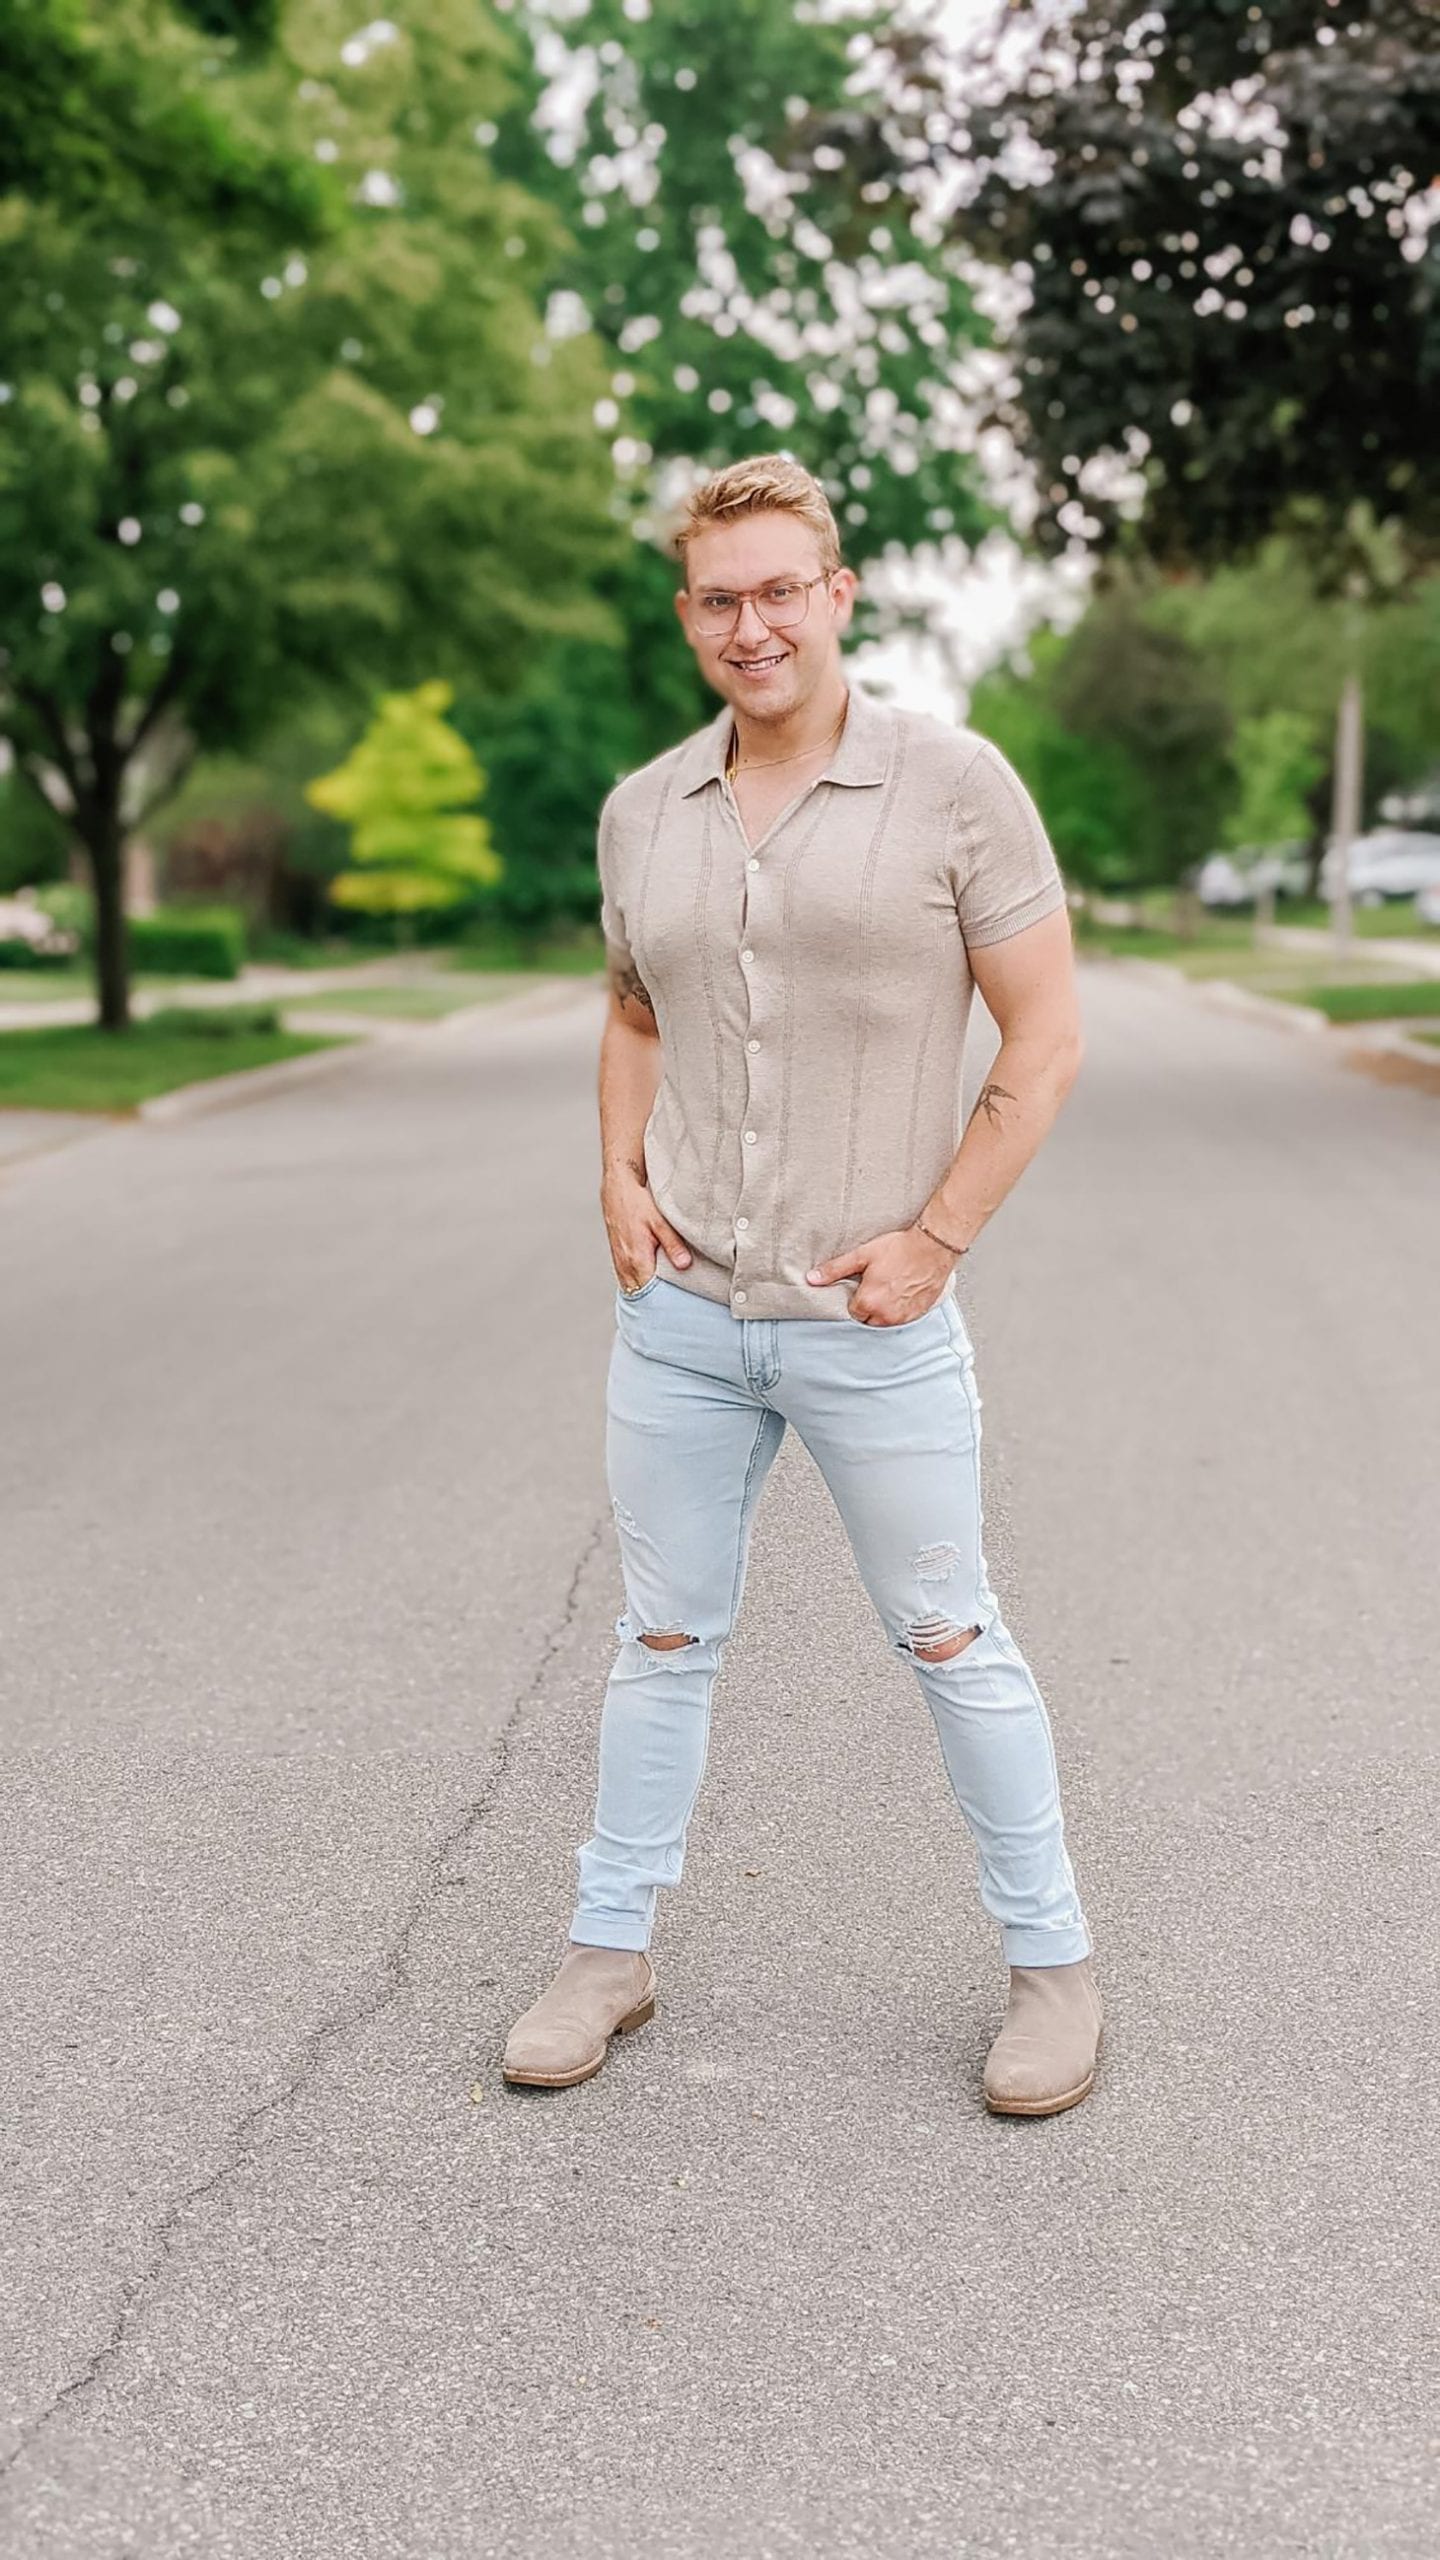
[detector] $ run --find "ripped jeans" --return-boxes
[571,1273,1091,1968]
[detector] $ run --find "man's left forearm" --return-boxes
[917,1027,1083,1254]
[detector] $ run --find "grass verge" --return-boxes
[0,1009,348,1112]
[1075,917,1403,995]
[1287,981,1440,1024]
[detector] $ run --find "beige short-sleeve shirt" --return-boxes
[599,678,1067,1322]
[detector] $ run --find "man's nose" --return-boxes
[730,597,774,648]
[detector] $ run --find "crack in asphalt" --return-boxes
[0,1511,609,2487]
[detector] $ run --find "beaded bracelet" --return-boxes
[913,1215,969,1258]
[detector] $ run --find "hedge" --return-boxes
[127,906,245,979]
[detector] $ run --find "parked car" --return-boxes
[1194,844,1309,909]
[1319,829,1440,905]
[1415,877,1440,929]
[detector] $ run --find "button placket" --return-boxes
[721,775,823,1316]
[735,846,763,1309]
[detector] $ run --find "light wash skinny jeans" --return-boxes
[571,1272,1091,1968]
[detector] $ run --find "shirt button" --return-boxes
[747,1036,760,1052]
[743,1129,757,1144]
[736,1216,750,1230]
[740,947,754,964]
[747,858,759,872]
[734,1290,748,1305]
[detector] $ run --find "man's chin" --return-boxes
[718,663,798,717]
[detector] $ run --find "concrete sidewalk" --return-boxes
[0,954,481,1034]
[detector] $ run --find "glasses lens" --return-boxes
[758,582,810,628]
[691,580,816,637]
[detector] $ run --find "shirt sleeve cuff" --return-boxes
[961,876,1069,950]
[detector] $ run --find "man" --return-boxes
[502,454,1102,2116]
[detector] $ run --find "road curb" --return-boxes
[1086,953,1330,1036]
[137,1035,366,1124]
[135,975,599,1124]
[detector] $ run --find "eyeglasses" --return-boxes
[686,573,833,639]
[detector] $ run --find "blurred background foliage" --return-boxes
[1,0,1437,1020]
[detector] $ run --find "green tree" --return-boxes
[969,633,1149,897]
[454,540,712,945]
[0,0,319,223]
[1222,713,1324,856]
[1153,542,1440,878]
[970,577,1235,895]
[306,680,498,918]
[1048,583,1234,881]
[0,1,616,1028]
[502,0,992,569]
[0,772,71,898]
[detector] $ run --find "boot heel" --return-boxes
[617,1994,656,2033]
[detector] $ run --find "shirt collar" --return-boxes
[675,679,894,799]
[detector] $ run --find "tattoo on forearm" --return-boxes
[625,1154,647,1186]
[613,961,654,1015]
[969,1079,1017,1132]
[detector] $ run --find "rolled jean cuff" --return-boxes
[1001,1920,1092,1967]
[569,1917,651,1953]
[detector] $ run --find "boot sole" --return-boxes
[501,1991,656,2090]
[983,2023,1103,2118]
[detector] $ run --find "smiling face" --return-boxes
[674,509,857,730]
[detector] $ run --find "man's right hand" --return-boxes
[601,1163,694,1293]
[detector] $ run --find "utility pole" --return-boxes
[1328,612,1363,962]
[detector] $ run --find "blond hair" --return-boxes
[671,453,842,577]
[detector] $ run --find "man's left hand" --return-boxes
[805,1225,957,1325]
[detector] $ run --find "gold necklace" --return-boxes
[726,701,848,782]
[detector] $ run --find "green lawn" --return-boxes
[1124,889,1438,940]
[284,976,550,1019]
[1267,899,1440,938]
[1288,980,1440,1024]
[1077,919,1404,995]
[0,1016,348,1111]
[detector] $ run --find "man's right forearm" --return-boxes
[599,1017,664,1182]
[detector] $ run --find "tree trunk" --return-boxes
[81,798,131,1033]
[1171,884,1201,942]
[1329,663,1363,963]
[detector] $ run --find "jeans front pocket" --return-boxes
[616,1271,662,1303]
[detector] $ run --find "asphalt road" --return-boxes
[1,964,1436,2560]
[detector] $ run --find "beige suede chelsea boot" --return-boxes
[502,1944,657,2089]
[982,1954,1104,2117]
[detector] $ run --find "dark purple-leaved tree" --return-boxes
[914,0,1440,576]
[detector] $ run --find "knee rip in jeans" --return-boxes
[900,1613,982,1665]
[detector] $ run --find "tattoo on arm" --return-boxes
[613,960,654,1015]
[969,1079,1017,1132]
